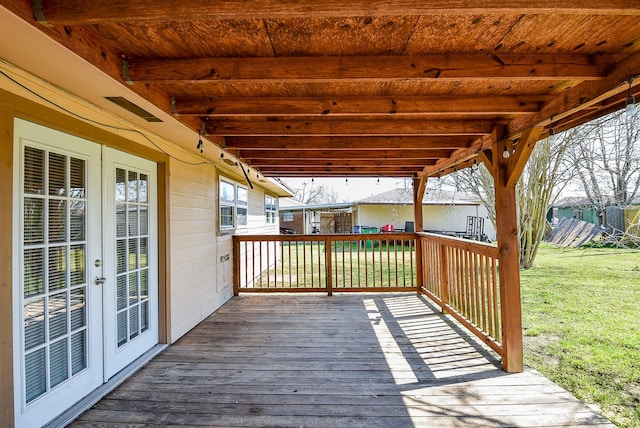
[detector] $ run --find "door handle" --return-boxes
[94,276,107,285]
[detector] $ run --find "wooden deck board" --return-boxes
[72,294,614,427]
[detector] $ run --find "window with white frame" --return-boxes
[265,195,277,224]
[219,179,235,229]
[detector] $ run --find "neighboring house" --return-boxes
[279,199,353,234]
[548,195,640,237]
[549,195,640,226]
[547,196,601,224]
[279,188,496,240]
[354,188,496,240]
[0,17,290,428]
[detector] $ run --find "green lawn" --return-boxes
[521,244,640,427]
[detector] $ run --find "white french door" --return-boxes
[13,119,158,427]
[102,147,158,379]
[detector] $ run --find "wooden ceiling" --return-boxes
[5,1,640,178]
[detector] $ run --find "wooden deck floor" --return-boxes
[72,294,614,427]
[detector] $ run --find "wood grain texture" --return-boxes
[71,294,614,427]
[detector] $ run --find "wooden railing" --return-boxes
[417,232,503,356]
[233,233,417,294]
[233,232,503,357]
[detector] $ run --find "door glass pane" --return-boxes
[24,298,45,350]
[128,239,138,270]
[48,200,67,242]
[24,146,44,195]
[115,168,126,202]
[139,174,148,203]
[71,331,87,375]
[25,348,46,404]
[70,287,86,331]
[49,292,68,340]
[24,248,45,297]
[140,238,148,268]
[141,301,149,333]
[48,153,66,196]
[70,244,85,286]
[49,338,69,388]
[24,198,44,244]
[22,144,89,405]
[128,206,138,236]
[48,246,67,291]
[139,208,148,236]
[117,312,127,347]
[70,157,85,198]
[127,171,138,202]
[116,203,126,237]
[70,201,85,241]
[116,240,126,274]
[117,276,127,311]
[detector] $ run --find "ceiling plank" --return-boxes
[129,55,608,83]
[234,149,454,159]
[174,95,546,116]
[224,136,473,150]
[35,0,640,25]
[207,118,495,136]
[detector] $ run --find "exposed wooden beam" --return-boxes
[257,165,422,174]
[129,55,607,83]
[224,136,473,150]
[207,118,495,136]
[248,159,437,167]
[174,95,546,117]
[34,0,640,25]
[235,149,453,160]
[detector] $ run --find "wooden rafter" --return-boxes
[233,149,454,160]
[34,0,640,25]
[207,118,495,136]
[248,159,437,167]
[173,95,546,117]
[223,136,473,150]
[128,55,608,83]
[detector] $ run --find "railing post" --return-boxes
[414,235,423,293]
[325,236,333,296]
[439,243,449,313]
[232,236,240,296]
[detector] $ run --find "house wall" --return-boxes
[280,210,305,234]
[355,204,496,239]
[0,67,280,426]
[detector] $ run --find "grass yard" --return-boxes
[521,244,640,427]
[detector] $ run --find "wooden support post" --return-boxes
[490,126,539,373]
[494,166,523,372]
[325,236,333,296]
[413,176,426,292]
[413,176,426,233]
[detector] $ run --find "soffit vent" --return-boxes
[105,96,163,122]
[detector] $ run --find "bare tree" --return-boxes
[290,181,340,204]
[567,109,640,212]
[452,135,572,268]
